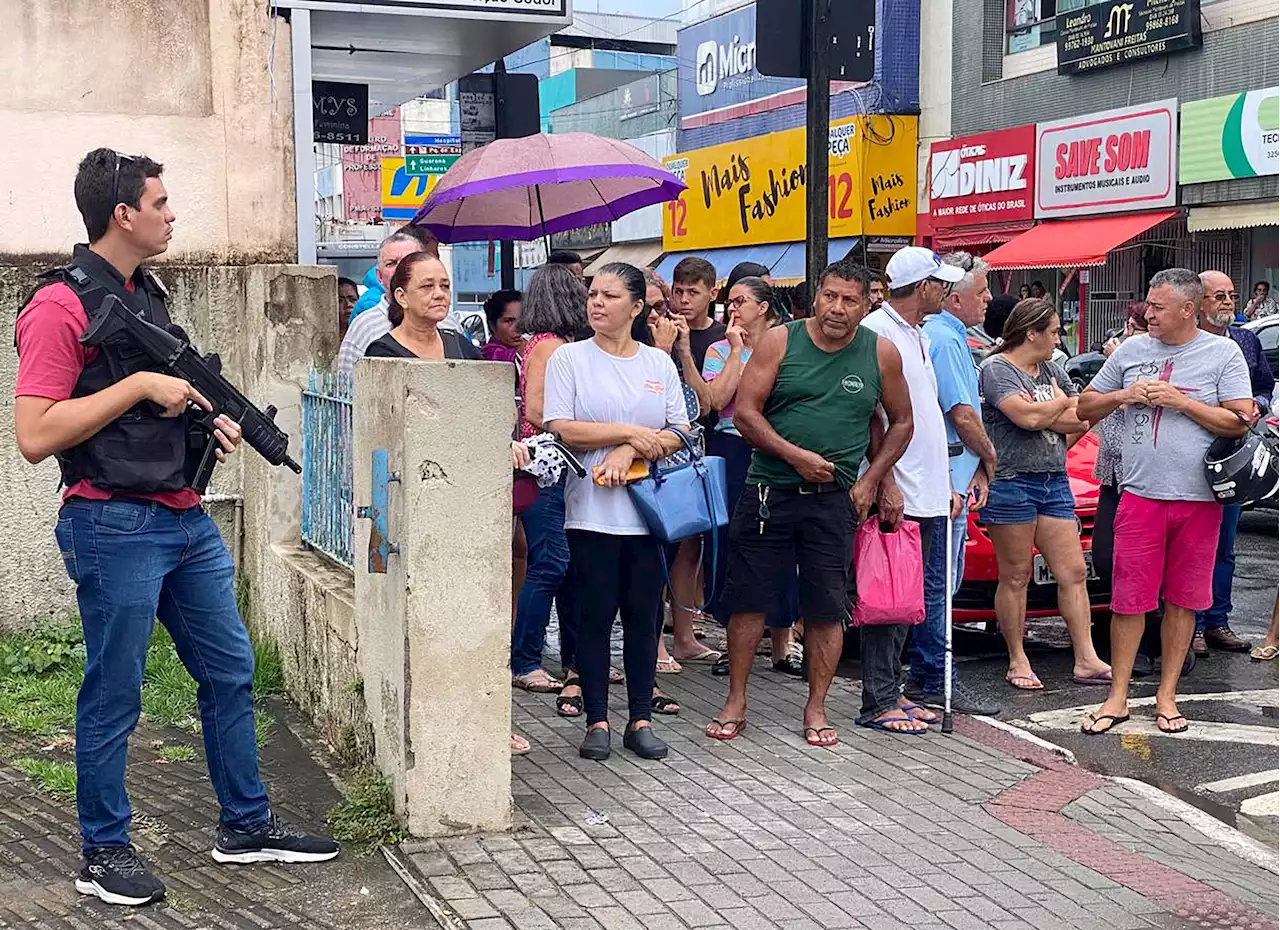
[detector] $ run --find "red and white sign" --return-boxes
[1035,100,1177,219]
[341,109,402,223]
[930,126,1036,228]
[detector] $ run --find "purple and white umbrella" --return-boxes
[409,132,686,243]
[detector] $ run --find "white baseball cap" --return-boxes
[886,247,966,289]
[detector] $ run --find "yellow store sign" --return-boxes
[381,157,442,221]
[662,115,918,252]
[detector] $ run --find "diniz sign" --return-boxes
[929,126,1036,227]
[1035,99,1177,218]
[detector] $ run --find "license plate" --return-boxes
[1034,552,1098,585]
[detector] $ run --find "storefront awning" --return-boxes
[655,243,791,286]
[768,238,863,285]
[982,210,1179,270]
[585,241,665,276]
[1187,201,1278,233]
[932,221,1036,250]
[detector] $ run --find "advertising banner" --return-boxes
[341,110,401,223]
[1056,0,1201,75]
[313,81,369,145]
[929,126,1036,228]
[381,157,441,222]
[1035,100,1177,218]
[1180,88,1280,184]
[662,116,918,252]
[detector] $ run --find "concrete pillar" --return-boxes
[354,357,514,837]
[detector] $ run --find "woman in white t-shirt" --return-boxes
[543,263,691,762]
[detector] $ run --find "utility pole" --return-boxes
[494,58,515,290]
[804,0,832,294]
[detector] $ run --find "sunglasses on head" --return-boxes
[111,151,138,211]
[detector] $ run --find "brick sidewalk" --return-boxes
[399,660,1279,930]
[0,698,438,930]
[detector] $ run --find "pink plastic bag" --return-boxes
[851,520,925,627]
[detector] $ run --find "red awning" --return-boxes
[932,220,1036,250]
[982,209,1179,270]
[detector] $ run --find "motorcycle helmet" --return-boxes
[1204,431,1279,506]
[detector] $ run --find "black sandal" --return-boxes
[651,693,680,715]
[557,678,583,718]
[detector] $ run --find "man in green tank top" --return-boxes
[705,260,914,747]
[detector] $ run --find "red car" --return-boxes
[955,329,1111,623]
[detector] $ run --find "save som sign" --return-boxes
[1035,99,1178,218]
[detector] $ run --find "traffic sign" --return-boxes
[405,154,459,176]
[404,134,462,176]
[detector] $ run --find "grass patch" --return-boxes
[255,712,275,749]
[157,744,196,763]
[14,757,76,799]
[0,616,285,747]
[326,769,403,853]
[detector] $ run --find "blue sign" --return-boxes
[676,3,802,124]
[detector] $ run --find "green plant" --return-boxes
[0,621,84,676]
[156,744,196,763]
[141,629,199,729]
[14,757,76,799]
[349,678,364,697]
[255,712,275,749]
[253,638,284,697]
[326,769,403,853]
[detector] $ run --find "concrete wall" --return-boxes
[354,358,515,837]
[0,0,296,262]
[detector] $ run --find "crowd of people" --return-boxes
[335,229,1278,760]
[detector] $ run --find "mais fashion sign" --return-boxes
[661,116,918,252]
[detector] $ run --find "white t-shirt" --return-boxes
[862,304,952,519]
[543,339,691,535]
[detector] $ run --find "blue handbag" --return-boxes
[627,428,729,544]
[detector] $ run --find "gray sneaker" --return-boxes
[904,682,1001,717]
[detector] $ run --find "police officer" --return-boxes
[13,149,338,908]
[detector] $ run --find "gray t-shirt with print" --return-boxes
[980,356,1077,479]
[1090,331,1251,501]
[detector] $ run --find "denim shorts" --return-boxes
[981,473,1076,525]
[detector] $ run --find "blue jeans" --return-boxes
[909,515,964,695]
[1196,503,1242,632]
[513,483,572,676]
[54,500,270,855]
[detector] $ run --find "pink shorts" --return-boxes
[1112,492,1224,614]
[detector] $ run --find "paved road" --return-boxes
[950,510,1279,847]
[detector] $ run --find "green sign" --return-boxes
[405,154,459,176]
[1180,88,1280,184]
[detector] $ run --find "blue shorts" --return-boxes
[981,473,1076,525]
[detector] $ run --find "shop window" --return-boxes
[1006,0,1088,53]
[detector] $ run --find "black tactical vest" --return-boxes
[18,245,190,494]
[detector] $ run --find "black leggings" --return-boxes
[567,530,664,727]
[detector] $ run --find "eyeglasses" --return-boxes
[110,152,137,211]
[727,295,757,309]
[1212,291,1238,302]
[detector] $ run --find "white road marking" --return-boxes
[1015,689,1279,745]
[1198,770,1280,794]
[971,715,1078,764]
[1241,792,1280,817]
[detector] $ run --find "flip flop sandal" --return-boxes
[712,655,730,677]
[858,714,928,735]
[557,691,583,718]
[675,648,722,663]
[1156,713,1188,734]
[1251,644,1279,661]
[609,666,625,685]
[1005,671,1044,691]
[512,671,564,693]
[899,701,938,724]
[655,657,683,674]
[510,734,531,756]
[772,653,804,677]
[1080,712,1129,735]
[705,718,747,741]
[1072,670,1113,685]
[804,726,840,747]
[651,694,681,715]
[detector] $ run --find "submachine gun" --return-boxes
[82,295,302,493]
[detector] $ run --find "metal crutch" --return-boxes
[942,509,955,735]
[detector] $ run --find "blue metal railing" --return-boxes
[301,370,354,568]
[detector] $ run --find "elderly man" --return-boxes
[1191,270,1276,654]
[858,248,964,734]
[1078,269,1253,736]
[335,230,457,377]
[908,252,1001,716]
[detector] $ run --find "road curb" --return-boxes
[971,714,1079,764]
[1108,776,1280,876]
[380,844,463,930]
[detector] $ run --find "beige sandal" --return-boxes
[512,669,564,693]
[1250,644,1279,661]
